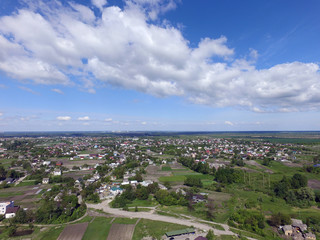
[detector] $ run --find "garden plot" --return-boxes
[106,224,135,240]
[57,222,88,240]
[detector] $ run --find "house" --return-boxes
[5,206,20,218]
[192,194,206,203]
[42,178,49,184]
[292,218,307,232]
[165,228,195,238]
[282,225,293,236]
[53,169,62,176]
[304,232,316,240]
[0,201,14,215]
[110,186,123,196]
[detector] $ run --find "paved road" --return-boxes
[87,200,235,236]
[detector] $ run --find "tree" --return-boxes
[184,176,203,188]
[269,212,291,226]
[206,229,215,240]
[291,173,307,189]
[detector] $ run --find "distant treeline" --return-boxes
[1,131,320,140]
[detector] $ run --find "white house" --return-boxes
[5,206,20,219]
[53,169,62,176]
[42,178,49,184]
[0,201,13,215]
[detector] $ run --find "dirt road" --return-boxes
[87,200,235,236]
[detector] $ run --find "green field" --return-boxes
[16,180,36,187]
[132,219,188,240]
[33,225,65,240]
[82,217,113,240]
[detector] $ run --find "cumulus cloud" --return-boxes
[141,121,147,125]
[78,116,90,121]
[0,0,320,112]
[57,116,71,121]
[0,112,3,117]
[104,118,112,122]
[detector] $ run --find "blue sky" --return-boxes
[0,0,320,131]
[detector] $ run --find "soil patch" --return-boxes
[58,222,88,240]
[308,179,320,190]
[106,224,135,240]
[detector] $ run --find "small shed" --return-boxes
[165,228,195,238]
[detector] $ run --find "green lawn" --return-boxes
[112,217,138,224]
[132,219,188,240]
[0,192,24,198]
[161,166,172,171]
[82,217,113,240]
[16,180,36,187]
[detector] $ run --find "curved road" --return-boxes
[87,200,235,236]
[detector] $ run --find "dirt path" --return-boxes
[87,200,236,236]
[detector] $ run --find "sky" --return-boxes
[0,0,320,131]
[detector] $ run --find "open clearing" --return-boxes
[106,224,135,240]
[57,222,88,240]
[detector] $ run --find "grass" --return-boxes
[198,221,225,231]
[16,180,36,187]
[82,217,113,240]
[33,225,65,240]
[0,192,24,198]
[128,207,152,212]
[132,219,189,240]
[112,217,138,224]
[159,175,186,182]
[71,215,94,224]
[127,198,157,207]
[161,166,172,171]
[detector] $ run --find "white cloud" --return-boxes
[51,88,64,94]
[78,116,90,121]
[104,118,112,122]
[0,1,320,112]
[19,86,39,95]
[0,112,3,117]
[57,116,71,121]
[141,121,147,125]
[225,121,234,126]
[91,0,107,11]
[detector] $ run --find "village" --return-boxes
[0,134,319,239]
